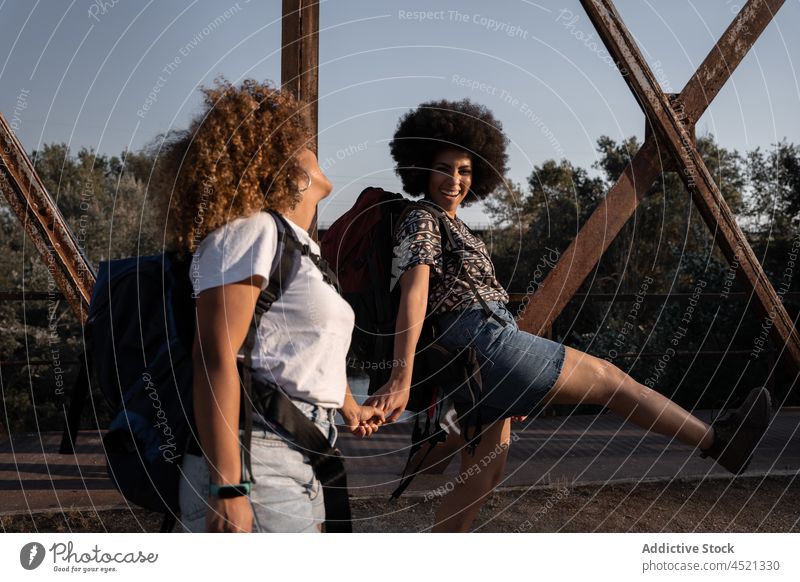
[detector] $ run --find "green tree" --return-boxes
[745,141,800,237]
[1,143,160,433]
[484,133,787,409]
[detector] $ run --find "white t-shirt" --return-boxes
[191,212,354,408]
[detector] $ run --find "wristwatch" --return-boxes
[209,482,251,498]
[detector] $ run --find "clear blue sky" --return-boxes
[2,0,799,225]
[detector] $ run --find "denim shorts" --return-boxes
[432,301,566,421]
[177,400,337,533]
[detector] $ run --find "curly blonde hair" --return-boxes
[154,78,312,254]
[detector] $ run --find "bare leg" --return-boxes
[432,418,511,532]
[541,346,714,449]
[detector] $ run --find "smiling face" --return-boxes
[425,148,473,217]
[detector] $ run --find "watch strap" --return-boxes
[209,482,251,498]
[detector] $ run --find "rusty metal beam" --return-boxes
[0,114,95,323]
[281,0,319,151]
[518,0,786,339]
[680,0,784,123]
[573,0,800,369]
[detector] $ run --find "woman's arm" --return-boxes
[364,263,430,422]
[193,276,263,533]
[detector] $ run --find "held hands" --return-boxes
[342,403,385,437]
[364,378,411,424]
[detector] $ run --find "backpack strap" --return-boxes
[238,211,299,484]
[305,245,340,289]
[391,405,447,499]
[268,210,340,289]
[58,356,90,455]
[249,377,352,532]
[389,343,484,499]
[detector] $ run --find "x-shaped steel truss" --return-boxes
[517,0,800,371]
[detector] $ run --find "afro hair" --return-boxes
[389,99,508,204]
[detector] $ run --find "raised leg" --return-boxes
[541,346,714,450]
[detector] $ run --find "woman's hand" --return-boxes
[341,384,385,437]
[364,378,411,423]
[205,496,253,533]
[343,404,385,437]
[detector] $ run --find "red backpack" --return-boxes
[321,187,418,400]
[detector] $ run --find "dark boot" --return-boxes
[700,387,772,474]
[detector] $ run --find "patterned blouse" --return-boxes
[391,199,509,314]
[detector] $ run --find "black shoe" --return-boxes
[700,387,772,474]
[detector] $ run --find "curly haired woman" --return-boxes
[156,79,383,533]
[366,99,771,532]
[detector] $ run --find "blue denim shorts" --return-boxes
[178,399,337,533]
[432,301,566,421]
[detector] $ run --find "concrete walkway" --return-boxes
[1,410,798,515]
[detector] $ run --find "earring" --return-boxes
[298,169,312,193]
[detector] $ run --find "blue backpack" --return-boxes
[61,212,321,530]
[88,252,197,518]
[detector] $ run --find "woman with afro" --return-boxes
[156,79,383,532]
[365,99,771,532]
